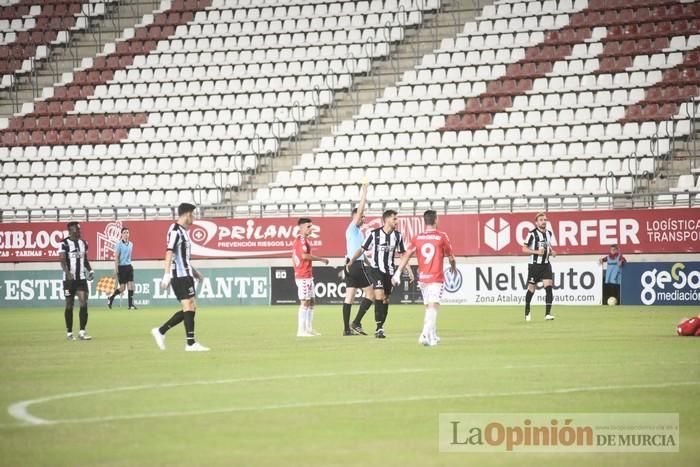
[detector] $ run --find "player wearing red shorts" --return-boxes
[292,217,329,337]
[393,210,456,346]
[677,316,700,336]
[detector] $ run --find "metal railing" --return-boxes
[2,191,697,224]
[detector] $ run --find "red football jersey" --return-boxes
[292,235,312,279]
[677,316,700,336]
[409,229,454,283]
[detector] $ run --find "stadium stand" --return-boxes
[0,0,112,92]
[0,0,698,221]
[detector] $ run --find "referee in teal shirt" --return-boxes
[342,181,374,336]
[108,227,137,310]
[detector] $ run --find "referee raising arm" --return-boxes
[341,180,374,336]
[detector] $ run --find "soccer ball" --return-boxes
[607,296,618,306]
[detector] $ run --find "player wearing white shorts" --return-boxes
[393,210,456,346]
[292,217,329,336]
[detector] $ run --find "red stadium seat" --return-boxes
[100,128,114,143]
[93,115,106,129]
[45,130,58,145]
[119,114,134,127]
[31,131,44,146]
[9,118,23,131]
[50,115,63,128]
[132,113,147,125]
[476,113,492,127]
[118,55,133,68]
[65,115,79,130]
[114,128,129,140]
[60,101,74,113]
[72,129,86,144]
[52,86,67,100]
[16,131,30,146]
[58,130,72,144]
[658,103,679,118]
[86,129,100,144]
[37,117,50,130]
[78,115,92,129]
[106,114,120,128]
[645,88,663,103]
[92,56,108,70]
[2,132,16,146]
[116,42,131,55]
[47,101,62,115]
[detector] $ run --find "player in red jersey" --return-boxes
[677,316,700,336]
[292,217,329,337]
[392,210,456,346]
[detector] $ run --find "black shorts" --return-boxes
[117,265,134,284]
[369,268,393,296]
[171,276,196,301]
[63,279,88,298]
[345,260,371,289]
[527,263,553,284]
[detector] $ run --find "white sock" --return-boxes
[426,307,437,339]
[297,305,306,335]
[306,307,313,332]
[421,307,431,337]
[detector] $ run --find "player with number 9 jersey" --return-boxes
[392,210,456,346]
[410,230,454,284]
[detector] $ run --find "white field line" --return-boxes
[6,369,699,428]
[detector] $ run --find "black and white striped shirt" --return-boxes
[166,223,192,278]
[525,228,554,264]
[361,227,406,275]
[59,238,89,280]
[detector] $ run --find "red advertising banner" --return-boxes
[0,208,697,262]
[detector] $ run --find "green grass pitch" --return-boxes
[0,304,698,466]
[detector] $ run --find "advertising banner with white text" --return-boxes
[0,208,697,262]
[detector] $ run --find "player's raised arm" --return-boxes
[352,181,369,225]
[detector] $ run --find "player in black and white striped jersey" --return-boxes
[59,222,95,341]
[150,203,209,352]
[522,212,557,321]
[348,209,413,338]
